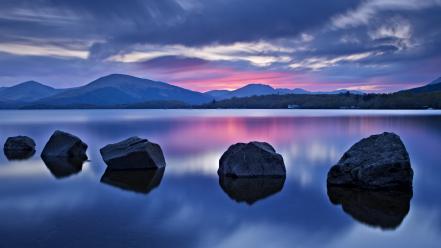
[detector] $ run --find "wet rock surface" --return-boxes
[3,136,36,160]
[327,186,412,230]
[42,156,84,179]
[100,168,165,194]
[100,137,166,170]
[41,130,88,160]
[218,141,286,177]
[327,132,413,189]
[219,176,285,205]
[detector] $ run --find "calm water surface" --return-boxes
[0,109,440,248]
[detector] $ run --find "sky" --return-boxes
[0,0,440,92]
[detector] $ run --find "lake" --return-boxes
[0,109,440,248]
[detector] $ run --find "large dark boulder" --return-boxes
[3,136,36,160]
[41,130,88,160]
[218,141,286,177]
[327,186,412,230]
[100,168,165,194]
[219,176,285,205]
[100,137,166,170]
[42,156,84,179]
[327,132,413,189]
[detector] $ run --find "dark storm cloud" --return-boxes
[0,0,362,47]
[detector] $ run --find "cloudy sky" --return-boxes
[0,0,440,92]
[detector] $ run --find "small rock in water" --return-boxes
[100,137,166,170]
[41,130,88,160]
[3,136,36,160]
[327,132,413,189]
[218,141,286,177]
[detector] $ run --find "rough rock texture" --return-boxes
[218,141,286,177]
[219,176,285,205]
[327,132,413,189]
[100,137,166,170]
[3,136,36,160]
[42,156,84,179]
[101,168,164,194]
[41,130,88,160]
[327,186,412,230]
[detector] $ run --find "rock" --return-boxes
[41,130,88,160]
[100,168,164,194]
[42,156,84,179]
[327,132,413,189]
[100,137,166,170]
[3,136,36,160]
[219,176,285,205]
[327,186,412,230]
[218,141,286,177]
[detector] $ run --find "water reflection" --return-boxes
[219,176,285,204]
[4,149,35,161]
[41,156,85,179]
[327,186,412,230]
[0,110,441,248]
[100,168,165,194]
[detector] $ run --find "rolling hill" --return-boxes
[205,83,364,100]
[33,74,212,106]
[0,81,61,102]
[399,76,441,94]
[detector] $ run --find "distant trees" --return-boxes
[197,92,441,109]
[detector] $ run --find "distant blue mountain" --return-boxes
[205,83,364,100]
[34,74,212,106]
[429,77,441,85]
[0,81,61,102]
[399,76,441,94]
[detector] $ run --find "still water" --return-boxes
[0,109,440,248]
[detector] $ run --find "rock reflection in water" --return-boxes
[41,156,84,179]
[219,176,285,205]
[100,168,164,194]
[327,186,412,230]
[4,149,35,161]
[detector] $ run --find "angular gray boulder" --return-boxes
[42,156,84,179]
[327,132,413,189]
[100,137,166,170]
[41,130,88,160]
[218,141,286,177]
[3,136,36,160]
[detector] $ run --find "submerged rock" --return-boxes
[327,132,413,189]
[100,137,166,170]
[218,141,286,177]
[3,136,36,160]
[42,156,84,179]
[41,130,88,160]
[327,186,412,230]
[101,168,165,194]
[219,176,285,205]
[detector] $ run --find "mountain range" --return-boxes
[205,84,364,100]
[0,74,440,108]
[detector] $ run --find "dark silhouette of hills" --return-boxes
[33,74,211,106]
[0,74,440,109]
[0,81,61,102]
[399,77,441,94]
[205,83,364,100]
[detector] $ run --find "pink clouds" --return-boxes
[135,58,313,91]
